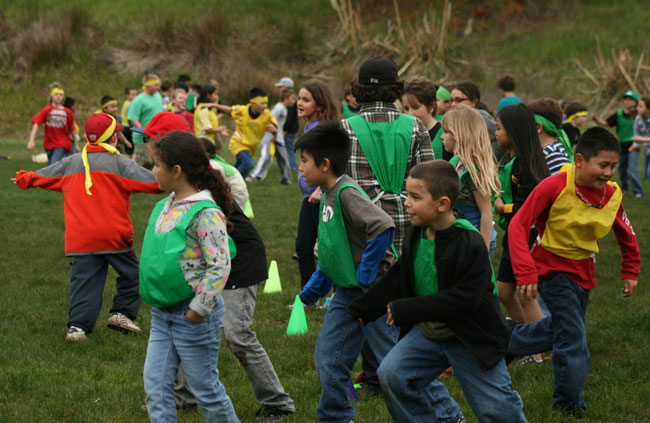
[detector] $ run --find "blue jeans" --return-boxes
[284,132,298,171]
[314,287,461,423]
[144,298,239,423]
[379,325,526,423]
[46,147,67,165]
[509,272,590,411]
[618,152,643,195]
[235,150,255,178]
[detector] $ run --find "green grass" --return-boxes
[0,139,648,423]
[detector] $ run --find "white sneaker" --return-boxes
[107,313,142,335]
[66,326,86,341]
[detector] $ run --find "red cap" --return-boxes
[142,112,190,139]
[85,113,122,143]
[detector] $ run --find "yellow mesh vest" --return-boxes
[540,166,622,260]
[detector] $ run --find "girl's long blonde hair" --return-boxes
[441,105,501,197]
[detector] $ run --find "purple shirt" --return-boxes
[299,118,321,197]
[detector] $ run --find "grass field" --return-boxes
[0,138,648,423]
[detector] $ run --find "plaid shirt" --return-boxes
[342,102,433,252]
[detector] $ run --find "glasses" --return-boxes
[451,97,469,104]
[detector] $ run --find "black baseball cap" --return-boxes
[358,56,398,85]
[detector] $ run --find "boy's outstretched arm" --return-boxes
[214,104,232,114]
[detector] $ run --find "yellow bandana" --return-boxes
[82,114,120,195]
[249,96,268,104]
[565,111,588,124]
[142,79,161,90]
[50,87,65,97]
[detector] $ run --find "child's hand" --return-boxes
[386,304,394,326]
[217,125,230,136]
[629,144,639,152]
[622,279,637,297]
[27,139,35,151]
[517,283,537,300]
[266,123,277,134]
[308,187,322,204]
[184,309,206,323]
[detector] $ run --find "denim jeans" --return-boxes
[644,149,650,180]
[509,272,590,411]
[284,132,298,171]
[46,147,67,165]
[295,198,320,287]
[379,324,526,423]
[235,150,255,178]
[144,297,239,423]
[618,152,643,195]
[314,287,462,423]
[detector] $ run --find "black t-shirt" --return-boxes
[562,123,581,146]
[224,204,268,289]
[284,103,299,134]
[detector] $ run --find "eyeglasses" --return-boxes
[450,97,469,104]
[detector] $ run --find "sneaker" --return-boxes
[255,405,295,421]
[553,401,584,419]
[107,313,142,335]
[514,355,544,366]
[66,326,86,341]
[634,193,643,198]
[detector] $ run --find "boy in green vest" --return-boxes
[592,89,642,196]
[347,160,525,423]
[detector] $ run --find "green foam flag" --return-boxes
[287,295,308,336]
[263,260,282,293]
[243,199,254,218]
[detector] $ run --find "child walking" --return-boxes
[14,113,161,341]
[630,96,650,179]
[507,127,640,418]
[348,160,526,423]
[140,131,239,423]
[194,84,229,142]
[493,104,550,331]
[401,76,449,160]
[441,105,500,256]
[294,80,341,288]
[27,82,76,165]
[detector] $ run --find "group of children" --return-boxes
[16,57,641,423]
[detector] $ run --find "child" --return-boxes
[347,160,526,423]
[441,106,500,256]
[493,104,550,334]
[562,102,588,146]
[496,74,522,113]
[294,79,341,288]
[274,76,300,172]
[98,95,133,154]
[215,88,278,178]
[630,96,650,180]
[121,87,137,159]
[248,88,295,184]
[27,82,75,165]
[435,83,453,121]
[201,137,250,212]
[194,84,229,142]
[507,127,640,418]
[168,87,194,132]
[592,90,641,195]
[341,81,360,119]
[402,76,449,160]
[160,79,174,110]
[13,113,161,341]
[127,74,163,168]
[140,131,239,423]
[529,98,572,172]
[63,96,81,154]
[186,83,201,112]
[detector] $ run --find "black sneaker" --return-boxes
[553,401,584,419]
[255,405,295,421]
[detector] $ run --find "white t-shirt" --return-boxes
[270,102,287,143]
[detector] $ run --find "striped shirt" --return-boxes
[542,141,569,175]
[341,102,434,252]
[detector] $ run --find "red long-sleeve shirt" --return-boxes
[16,146,162,254]
[508,172,640,289]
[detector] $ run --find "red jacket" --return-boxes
[508,172,640,289]
[16,145,162,254]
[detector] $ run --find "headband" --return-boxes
[82,114,120,195]
[100,99,118,110]
[564,111,588,124]
[436,86,451,101]
[249,96,269,104]
[142,79,161,90]
[534,114,574,163]
[50,87,65,97]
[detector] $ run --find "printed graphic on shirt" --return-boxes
[46,109,69,129]
[322,205,334,222]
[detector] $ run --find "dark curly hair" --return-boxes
[351,79,405,104]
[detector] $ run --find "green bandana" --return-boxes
[534,114,574,164]
[436,86,451,101]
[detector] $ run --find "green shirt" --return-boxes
[127,92,163,145]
